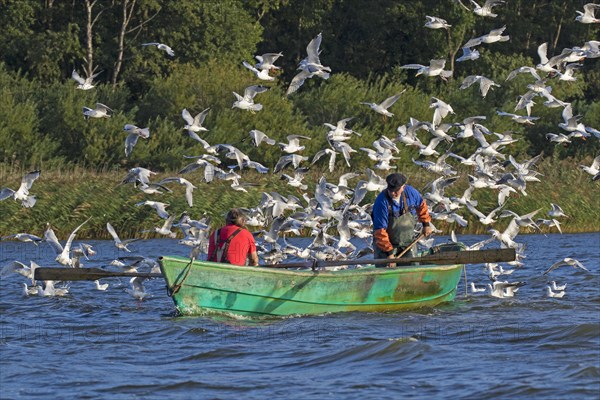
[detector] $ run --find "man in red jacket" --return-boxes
[208,208,259,266]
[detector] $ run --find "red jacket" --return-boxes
[207,224,257,266]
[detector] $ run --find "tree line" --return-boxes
[0,0,598,171]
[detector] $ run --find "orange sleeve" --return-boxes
[417,200,432,224]
[374,228,394,252]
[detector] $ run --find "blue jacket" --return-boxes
[372,185,428,231]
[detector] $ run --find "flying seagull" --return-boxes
[72,68,101,90]
[543,257,588,275]
[0,170,41,208]
[360,90,406,119]
[142,42,174,56]
[83,103,112,119]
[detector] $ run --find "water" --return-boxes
[1,233,599,399]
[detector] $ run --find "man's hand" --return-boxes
[422,224,433,237]
[387,254,397,268]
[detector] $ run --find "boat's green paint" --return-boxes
[160,256,464,317]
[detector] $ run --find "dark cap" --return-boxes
[386,173,407,191]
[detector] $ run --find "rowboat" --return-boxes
[33,248,515,317]
[159,255,465,317]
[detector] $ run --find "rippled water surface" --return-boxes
[1,233,599,399]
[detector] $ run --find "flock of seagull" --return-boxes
[1,1,597,301]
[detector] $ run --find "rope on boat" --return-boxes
[167,257,195,297]
[463,265,468,297]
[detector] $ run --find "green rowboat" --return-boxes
[159,256,464,317]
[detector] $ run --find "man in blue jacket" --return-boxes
[372,173,432,261]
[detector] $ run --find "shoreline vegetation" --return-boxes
[1,158,598,240]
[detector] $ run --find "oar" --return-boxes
[260,248,516,269]
[34,248,516,280]
[34,268,162,281]
[395,233,425,259]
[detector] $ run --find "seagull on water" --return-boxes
[94,280,109,291]
[126,277,150,300]
[142,42,174,56]
[546,286,566,298]
[470,282,486,293]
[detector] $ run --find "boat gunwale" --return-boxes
[160,255,464,278]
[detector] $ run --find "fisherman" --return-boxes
[372,173,433,263]
[207,208,259,266]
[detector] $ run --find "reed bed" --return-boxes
[1,158,598,239]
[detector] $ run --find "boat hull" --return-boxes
[159,256,464,317]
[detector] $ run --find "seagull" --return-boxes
[0,170,41,208]
[279,135,311,153]
[456,47,480,62]
[463,26,509,48]
[548,203,567,218]
[579,155,600,177]
[254,52,283,71]
[496,110,539,125]
[135,201,170,219]
[242,61,275,81]
[545,133,572,145]
[488,280,526,298]
[142,42,174,56]
[536,218,563,234]
[144,214,177,238]
[430,97,455,126]
[505,66,541,81]
[94,280,109,291]
[37,280,69,297]
[400,59,452,80]
[182,108,210,134]
[1,233,43,245]
[44,218,91,266]
[424,15,451,29]
[126,276,150,300]
[544,257,588,275]
[123,124,150,157]
[556,63,582,82]
[360,91,405,119]
[575,3,600,23]
[551,281,567,291]
[83,103,112,119]
[472,281,488,293]
[72,68,101,90]
[470,0,505,17]
[249,129,276,147]
[287,33,331,95]
[22,282,40,296]
[460,75,500,98]
[546,286,565,298]
[157,177,196,207]
[1,261,37,282]
[232,85,269,112]
[106,222,139,253]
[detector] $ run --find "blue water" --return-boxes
[1,233,599,399]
